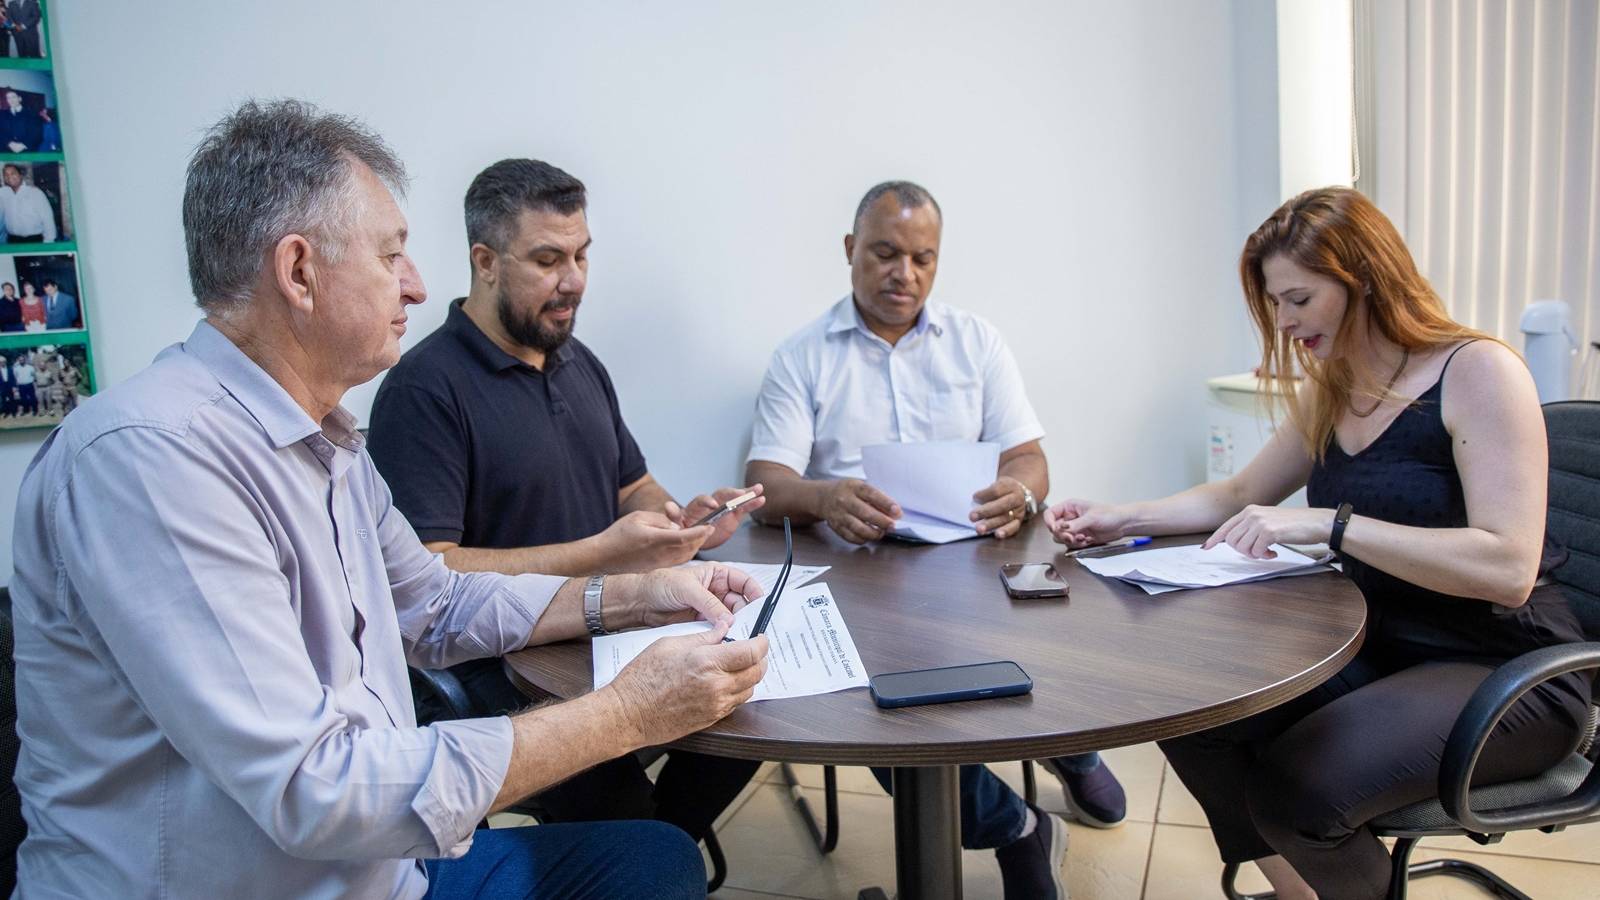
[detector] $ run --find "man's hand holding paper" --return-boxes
[594,581,869,703]
[605,619,771,746]
[629,562,766,629]
[818,478,902,544]
[970,475,1031,539]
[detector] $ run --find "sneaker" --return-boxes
[995,804,1068,900]
[1040,756,1126,829]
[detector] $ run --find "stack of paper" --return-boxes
[592,582,869,702]
[1076,543,1335,595]
[860,441,1000,544]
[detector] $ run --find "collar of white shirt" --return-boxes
[825,294,947,345]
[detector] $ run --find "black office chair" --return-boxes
[1224,399,1600,900]
[1,588,26,896]
[409,666,732,894]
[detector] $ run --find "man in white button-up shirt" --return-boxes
[747,182,1048,545]
[743,182,1129,900]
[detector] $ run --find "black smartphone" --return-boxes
[869,661,1033,709]
[999,563,1068,599]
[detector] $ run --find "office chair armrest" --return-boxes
[1439,641,1600,834]
[409,667,474,722]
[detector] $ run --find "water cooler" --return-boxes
[1520,300,1577,403]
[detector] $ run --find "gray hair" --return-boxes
[182,99,408,315]
[852,180,941,233]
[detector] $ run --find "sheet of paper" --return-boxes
[592,582,868,702]
[861,441,999,540]
[1124,579,1187,595]
[1077,543,1332,592]
[883,509,981,545]
[682,561,829,596]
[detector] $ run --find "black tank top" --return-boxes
[1305,342,1588,670]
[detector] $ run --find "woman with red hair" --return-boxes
[1046,187,1591,899]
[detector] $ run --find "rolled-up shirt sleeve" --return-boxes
[52,428,509,860]
[747,345,817,474]
[979,329,1045,452]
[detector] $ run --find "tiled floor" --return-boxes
[679,744,1600,899]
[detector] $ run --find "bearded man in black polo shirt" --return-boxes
[368,159,764,845]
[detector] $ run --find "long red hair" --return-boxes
[1240,187,1492,458]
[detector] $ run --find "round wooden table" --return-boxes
[506,520,1366,899]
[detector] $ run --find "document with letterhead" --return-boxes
[861,441,1000,544]
[591,582,869,702]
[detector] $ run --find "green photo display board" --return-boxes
[0,0,92,430]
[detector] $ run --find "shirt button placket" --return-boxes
[887,347,908,442]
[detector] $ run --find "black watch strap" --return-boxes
[1330,502,1354,553]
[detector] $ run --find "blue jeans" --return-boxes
[423,821,705,899]
[869,765,1024,849]
[869,752,1102,850]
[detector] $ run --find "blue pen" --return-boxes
[1064,536,1152,558]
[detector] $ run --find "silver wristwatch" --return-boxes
[1021,484,1038,520]
[583,575,609,636]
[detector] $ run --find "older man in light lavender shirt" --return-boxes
[8,100,769,900]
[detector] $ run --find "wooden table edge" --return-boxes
[503,614,1366,766]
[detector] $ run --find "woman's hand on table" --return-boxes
[1044,498,1130,547]
[1202,505,1335,559]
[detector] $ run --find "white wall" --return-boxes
[1276,0,1355,198]
[1,0,1280,580]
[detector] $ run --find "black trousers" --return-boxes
[14,28,37,59]
[1159,652,1589,900]
[451,655,761,842]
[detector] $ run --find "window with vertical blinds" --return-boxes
[1358,0,1599,380]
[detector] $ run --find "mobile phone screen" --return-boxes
[1001,563,1065,594]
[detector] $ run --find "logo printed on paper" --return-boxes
[806,594,829,609]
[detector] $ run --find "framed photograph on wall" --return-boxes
[0,159,70,248]
[0,1,47,64]
[0,67,59,154]
[1,0,80,430]
[0,251,82,331]
[0,334,91,428]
